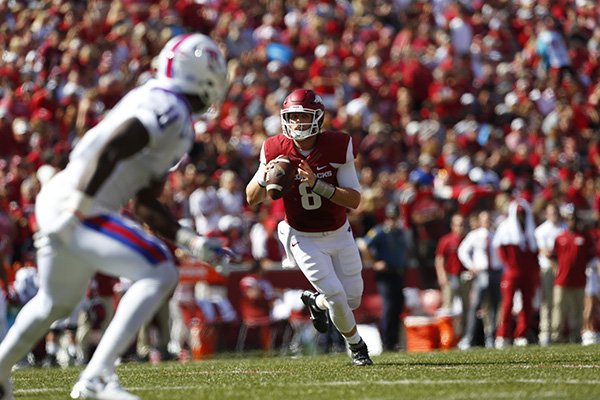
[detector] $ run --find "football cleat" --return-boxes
[582,330,599,346]
[70,374,139,400]
[513,337,528,347]
[349,340,373,366]
[494,337,510,350]
[301,290,329,333]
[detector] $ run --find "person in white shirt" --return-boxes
[457,211,503,349]
[449,14,473,56]
[0,33,228,400]
[534,203,565,346]
[216,170,245,216]
[189,172,222,235]
[535,15,576,84]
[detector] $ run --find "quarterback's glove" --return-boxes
[175,228,224,262]
[45,190,94,244]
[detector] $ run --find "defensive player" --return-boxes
[245,89,373,366]
[0,33,228,400]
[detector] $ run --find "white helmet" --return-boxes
[156,33,228,110]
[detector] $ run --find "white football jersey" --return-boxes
[44,79,194,213]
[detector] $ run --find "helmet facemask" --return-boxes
[280,108,324,140]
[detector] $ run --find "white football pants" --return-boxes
[278,220,364,333]
[0,201,178,381]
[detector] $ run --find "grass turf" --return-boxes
[11,344,600,400]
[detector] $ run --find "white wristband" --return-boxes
[312,179,336,199]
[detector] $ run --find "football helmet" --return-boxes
[280,89,325,140]
[156,33,228,111]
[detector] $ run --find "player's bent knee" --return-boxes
[348,296,361,310]
[316,278,345,300]
[324,290,348,312]
[34,294,75,321]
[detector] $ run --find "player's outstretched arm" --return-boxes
[134,180,180,240]
[135,184,223,262]
[135,183,225,261]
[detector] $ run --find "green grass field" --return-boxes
[11,344,600,400]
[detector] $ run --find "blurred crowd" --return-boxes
[1,0,600,361]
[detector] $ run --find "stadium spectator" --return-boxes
[249,211,283,268]
[0,33,228,400]
[237,261,279,353]
[582,230,599,346]
[534,203,566,346]
[136,298,174,363]
[535,15,575,85]
[216,170,245,217]
[493,199,540,349]
[359,202,411,351]
[213,215,252,262]
[245,89,373,366]
[435,213,469,337]
[457,210,503,349]
[401,161,447,290]
[189,171,222,235]
[75,273,118,365]
[550,204,596,344]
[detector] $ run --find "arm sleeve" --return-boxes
[252,144,267,184]
[336,139,361,191]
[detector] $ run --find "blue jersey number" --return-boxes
[155,106,179,130]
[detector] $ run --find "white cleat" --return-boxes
[513,337,529,347]
[70,374,139,400]
[494,337,511,350]
[582,330,599,346]
[457,337,471,351]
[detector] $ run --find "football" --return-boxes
[265,156,295,200]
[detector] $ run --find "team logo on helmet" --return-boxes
[156,33,228,111]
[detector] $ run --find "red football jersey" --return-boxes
[262,131,356,232]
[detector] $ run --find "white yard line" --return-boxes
[14,378,600,394]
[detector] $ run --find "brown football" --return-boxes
[265,156,295,200]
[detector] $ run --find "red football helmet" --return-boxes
[280,89,325,140]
